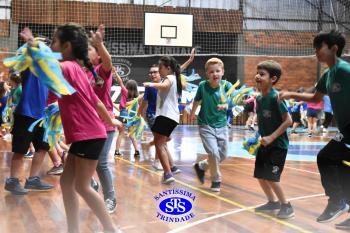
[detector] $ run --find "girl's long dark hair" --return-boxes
[55,23,103,85]
[159,56,182,97]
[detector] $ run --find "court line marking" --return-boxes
[168,193,324,233]
[117,157,313,233]
[284,166,320,175]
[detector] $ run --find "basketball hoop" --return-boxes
[165,38,172,45]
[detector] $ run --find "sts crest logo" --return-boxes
[154,189,196,223]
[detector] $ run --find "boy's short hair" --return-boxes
[313,30,346,57]
[9,72,21,85]
[205,58,224,71]
[257,60,282,85]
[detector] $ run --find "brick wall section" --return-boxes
[244,56,318,90]
[244,31,315,49]
[242,31,350,90]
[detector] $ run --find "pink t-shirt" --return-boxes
[86,64,114,132]
[307,101,323,110]
[119,86,128,110]
[58,60,107,144]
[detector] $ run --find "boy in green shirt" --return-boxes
[253,60,294,219]
[280,30,350,228]
[190,58,232,192]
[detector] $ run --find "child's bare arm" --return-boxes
[144,78,171,91]
[190,101,200,122]
[90,25,112,72]
[180,48,195,72]
[279,91,324,103]
[113,67,125,89]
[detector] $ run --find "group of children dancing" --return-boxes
[2,22,350,232]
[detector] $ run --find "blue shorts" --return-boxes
[306,108,320,118]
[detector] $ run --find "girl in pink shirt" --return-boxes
[306,89,324,137]
[87,24,121,213]
[21,24,120,233]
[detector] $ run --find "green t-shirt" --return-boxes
[316,59,350,131]
[256,88,289,150]
[9,85,22,105]
[194,80,232,128]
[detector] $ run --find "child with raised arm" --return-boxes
[253,60,294,219]
[280,30,350,228]
[87,24,121,214]
[190,58,232,192]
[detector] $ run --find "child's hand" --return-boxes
[20,28,35,47]
[112,119,123,130]
[190,113,196,122]
[261,135,274,147]
[217,104,228,111]
[189,48,195,61]
[90,24,105,44]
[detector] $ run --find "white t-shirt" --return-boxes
[156,74,180,123]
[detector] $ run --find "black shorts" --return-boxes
[69,138,106,160]
[151,116,178,137]
[11,114,50,154]
[291,112,301,123]
[254,146,287,182]
[244,102,254,113]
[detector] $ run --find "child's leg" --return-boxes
[165,143,174,167]
[60,154,80,233]
[153,132,171,173]
[307,116,313,133]
[130,138,139,153]
[199,125,222,182]
[74,156,116,232]
[267,180,288,204]
[115,126,125,151]
[258,179,277,202]
[312,117,318,133]
[48,148,63,167]
[29,149,48,177]
[96,132,116,200]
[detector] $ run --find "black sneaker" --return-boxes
[316,201,349,223]
[114,150,122,158]
[335,218,350,230]
[193,163,205,184]
[171,166,181,174]
[134,150,140,158]
[210,182,221,192]
[4,177,28,195]
[105,198,117,214]
[255,201,281,212]
[24,151,34,159]
[91,178,99,192]
[277,202,295,219]
[24,176,54,191]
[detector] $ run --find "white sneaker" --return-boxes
[152,159,163,171]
